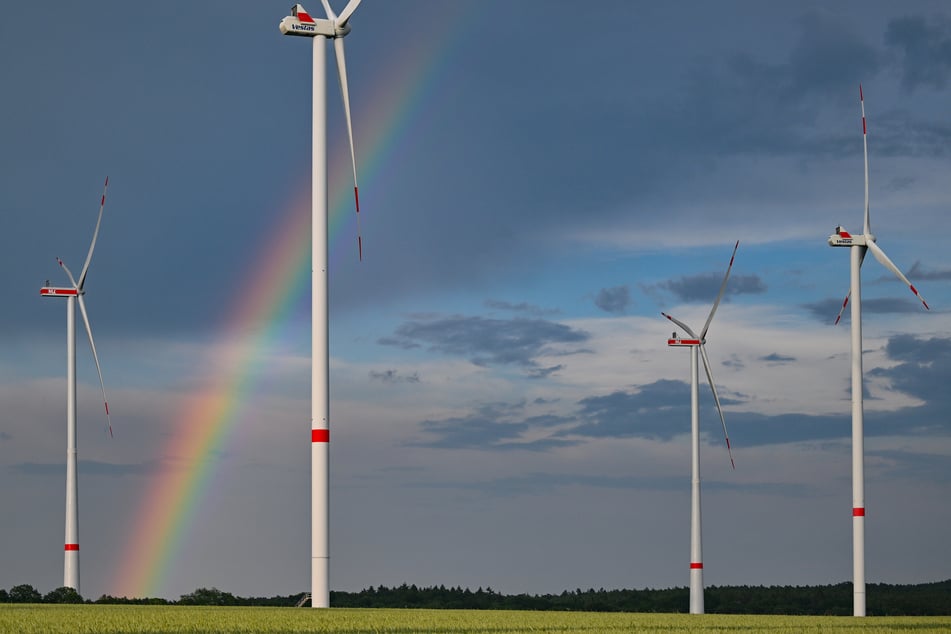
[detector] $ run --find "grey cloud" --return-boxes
[761,353,796,363]
[869,449,951,483]
[905,261,951,282]
[565,380,747,443]
[723,354,745,369]
[484,299,560,316]
[379,315,590,371]
[594,285,631,314]
[12,460,157,477]
[885,16,951,92]
[803,297,927,322]
[408,401,578,452]
[369,369,421,384]
[655,273,766,303]
[406,471,817,498]
[527,364,565,380]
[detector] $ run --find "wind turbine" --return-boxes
[661,240,738,615]
[279,1,364,609]
[39,177,113,595]
[827,85,929,617]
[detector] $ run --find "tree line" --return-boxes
[2,580,949,615]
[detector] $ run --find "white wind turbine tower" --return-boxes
[827,85,929,618]
[279,1,365,608]
[39,177,113,595]
[661,240,738,615]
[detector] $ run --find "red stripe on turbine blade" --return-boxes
[863,117,866,135]
[853,507,865,517]
[358,236,363,261]
[859,84,863,100]
[104,402,110,415]
[65,544,79,551]
[312,429,329,443]
[354,187,360,212]
[690,563,703,569]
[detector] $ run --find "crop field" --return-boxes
[3,605,951,634]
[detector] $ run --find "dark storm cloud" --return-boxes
[12,460,156,477]
[369,369,421,384]
[654,273,766,303]
[675,11,883,159]
[594,285,631,314]
[484,299,560,316]
[408,401,578,451]
[870,109,951,159]
[379,315,590,370]
[885,16,951,92]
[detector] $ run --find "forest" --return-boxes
[1,580,949,615]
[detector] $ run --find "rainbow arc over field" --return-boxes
[110,6,475,599]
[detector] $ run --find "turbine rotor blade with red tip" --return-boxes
[867,240,930,311]
[332,36,363,260]
[77,294,113,437]
[661,312,697,339]
[79,177,108,290]
[701,240,739,340]
[700,344,735,470]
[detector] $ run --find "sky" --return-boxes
[2,1,951,603]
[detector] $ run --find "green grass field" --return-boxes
[2,605,951,634]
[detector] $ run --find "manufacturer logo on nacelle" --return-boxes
[292,23,315,32]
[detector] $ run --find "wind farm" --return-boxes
[2,0,950,619]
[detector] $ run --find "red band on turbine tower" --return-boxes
[853,507,865,517]
[65,544,79,551]
[690,562,703,569]
[312,429,329,443]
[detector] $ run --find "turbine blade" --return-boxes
[860,85,870,236]
[77,294,113,437]
[867,240,930,310]
[833,250,866,325]
[661,312,698,339]
[319,0,336,20]
[337,0,362,26]
[57,258,79,289]
[78,176,109,290]
[333,37,363,261]
[700,344,735,470]
[700,240,739,340]
[833,291,850,326]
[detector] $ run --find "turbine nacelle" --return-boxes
[280,4,352,38]
[279,15,336,37]
[40,287,79,298]
[828,226,873,247]
[667,337,702,347]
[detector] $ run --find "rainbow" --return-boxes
[110,5,476,599]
